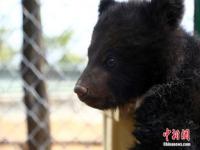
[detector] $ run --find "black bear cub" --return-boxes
[74,0,200,149]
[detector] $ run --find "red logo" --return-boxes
[163,128,190,142]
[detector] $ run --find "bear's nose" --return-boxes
[74,85,88,97]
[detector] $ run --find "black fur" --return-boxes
[75,0,200,149]
[150,0,184,27]
[99,0,116,15]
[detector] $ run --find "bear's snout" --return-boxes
[74,84,88,97]
[74,66,115,109]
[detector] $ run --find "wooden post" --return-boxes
[103,107,136,150]
[194,0,200,34]
[21,0,51,149]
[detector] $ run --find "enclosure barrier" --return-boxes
[0,0,103,149]
[21,0,51,149]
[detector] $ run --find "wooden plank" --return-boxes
[103,106,136,150]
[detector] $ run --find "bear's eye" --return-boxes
[105,57,117,68]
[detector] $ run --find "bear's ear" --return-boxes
[150,0,184,28]
[99,0,116,15]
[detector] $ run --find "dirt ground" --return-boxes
[0,145,102,150]
[0,93,103,150]
[0,116,103,150]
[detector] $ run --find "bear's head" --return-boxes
[74,0,184,109]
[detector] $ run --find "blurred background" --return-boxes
[0,0,194,150]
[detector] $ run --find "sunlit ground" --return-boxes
[0,80,103,150]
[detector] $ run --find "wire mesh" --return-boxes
[0,0,103,150]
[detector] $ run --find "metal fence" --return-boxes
[0,0,103,150]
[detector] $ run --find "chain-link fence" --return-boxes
[0,0,103,149]
[0,0,194,150]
